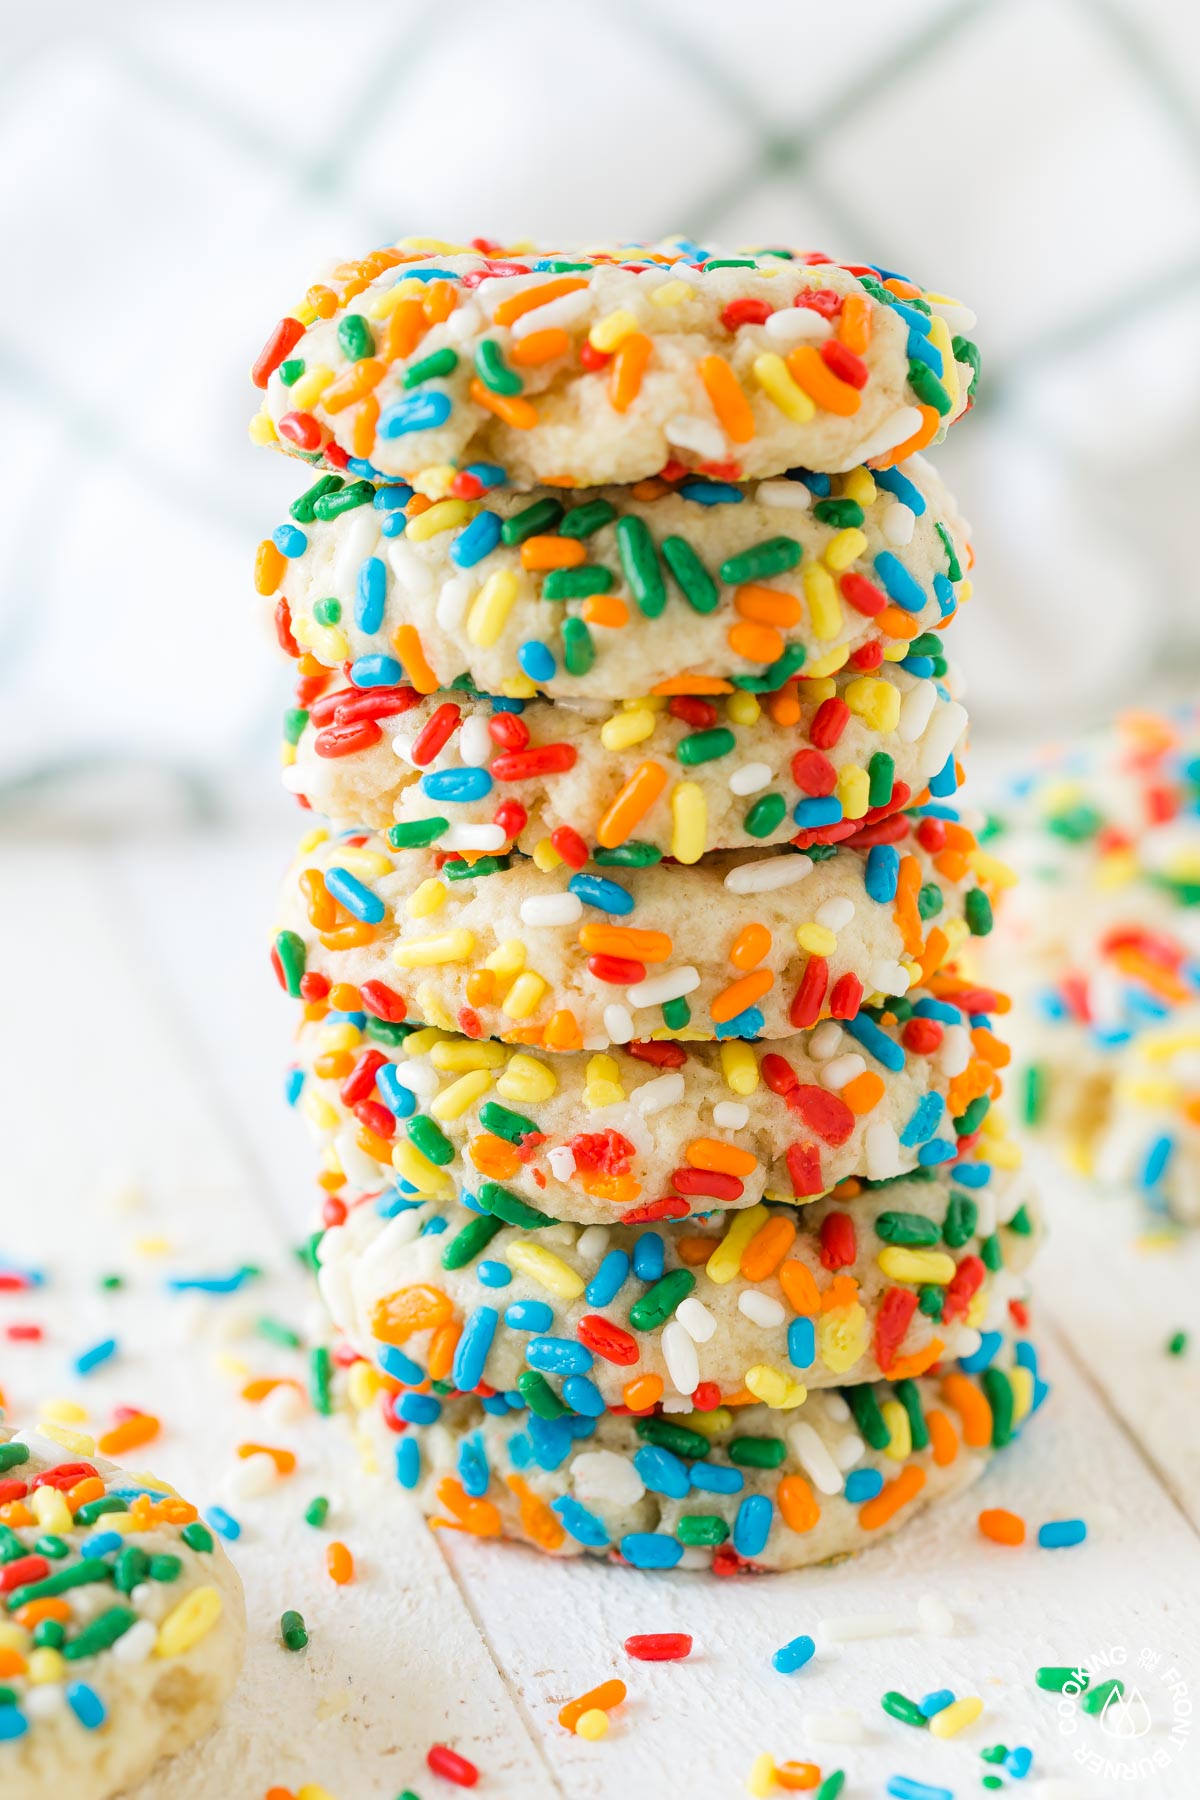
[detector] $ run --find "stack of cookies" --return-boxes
[252,237,1046,1572]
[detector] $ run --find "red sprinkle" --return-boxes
[252,316,305,388]
[819,1210,857,1270]
[625,1632,693,1661]
[427,1744,479,1787]
[411,702,462,767]
[577,1315,639,1365]
[810,697,850,748]
[721,297,772,331]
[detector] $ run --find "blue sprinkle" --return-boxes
[518,640,556,683]
[733,1493,773,1559]
[284,1066,304,1106]
[395,1437,421,1488]
[351,654,402,688]
[919,1688,955,1717]
[1142,1134,1174,1189]
[377,1342,423,1384]
[381,512,405,537]
[586,1249,630,1307]
[504,1300,554,1332]
[398,1392,441,1425]
[772,1633,816,1674]
[952,1161,991,1189]
[928,752,958,798]
[620,1532,683,1570]
[845,1469,884,1503]
[525,1336,593,1376]
[933,572,957,616]
[378,390,452,437]
[272,522,308,558]
[788,468,831,496]
[480,1392,511,1416]
[843,1014,904,1072]
[865,843,900,903]
[464,462,507,488]
[874,552,927,613]
[422,1212,448,1238]
[0,1706,28,1741]
[634,1445,691,1499]
[907,329,944,376]
[1038,1518,1087,1550]
[787,1316,815,1368]
[688,1461,743,1496]
[886,1780,952,1800]
[562,1374,606,1416]
[873,467,927,516]
[912,998,959,1023]
[916,1137,956,1166]
[66,1683,107,1731]
[422,767,493,803]
[355,555,387,631]
[452,1305,498,1390]
[569,873,634,914]
[679,479,743,505]
[899,1092,945,1148]
[1006,1746,1033,1779]
[168,1268,259,1294]
[477,1260,511,1288]
[74,1338,118,1376]
[457,1431,490,1497]
[374,482,413,511]
[632,1232,664,1282]
[957,1330,1002,1373]
[376,1066,417,1118]
[528,1414,577,1470]
[793,796,843,828]
[715,1007,765,1038]
[889,301,933,338]
[554,1496,610,1547]
[80,1531,123,1558]
[324,866,386,924]
[205,1506,241,1541]
[451,510,503,568]
[393,266,458,282]
[899,655,934,679]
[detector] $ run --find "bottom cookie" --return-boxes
[341,1329,1047,1573]
[0,1423,246,1800]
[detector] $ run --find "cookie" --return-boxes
[250,242,978,490]
[0,1425,245,1800]
[272,818,1006,1053]
[317,1173,1038,1415]
[260,456,971,703]
[284,666,969,859]
[338,1329,1046,1573]
[289,997,1012,1224]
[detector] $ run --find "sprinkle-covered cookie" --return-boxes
[0,1425,245,1800]
[249,241,978,489]
[259,457,970,702]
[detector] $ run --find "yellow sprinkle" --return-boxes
[485,939,527,978]
[585,1080,625,1109]
[431,1038,507,1072]
[248,409,277,446]
[803,563,841,641]
[817,1303,870,1374]
[745,1364,807,1410]
[298,1786,341,1800]
[391,1139,455,1197]
[289,366,336,410]
[532,838,562,872]
[410,463,459,501]
[589,308,639,352]
[507,1241,585,1299]
[502,971,548,1020]
[312,622,351,665]
[280,742,297,767]
[822,527,868,572]
[497,1053,558,1102]
[31,1487,73,1533]
[929,1695,983,1739]
[671,782,707,864]
[431,1068,493,1121]
[624,693,667,712]
[881,641,909,663]
[500,674,538,699]
[157,1586,224,1658]
[587,1053,620,1086]
[706,1204,769,1285]
[467,569,521,649]
[298,826,329,854]
[836,763,870,821]
[0,1624,29,1656]
[796,923,837,956]
[719,1039,760,1096]
[800,676,837,702]
[1011,1365,1034,1424]
[927,314,959,413]
[392,929,476,967]
[576,1707,610,1740]
[753,352,815,423]
[601,707,657,751]
[421,988,464,1037]
[403,1026,446,1057]
[649,280,692,308]
[877,1247,956,1285]
[881,1398,912,1461]
[37,1424,95,1456]
[406,498,476,543]
[803,644,850,680]
[845,675,901,734]
[841,466,877,506]
[26,1647,65,1685]
[405,877,448,919]
[968,849,1017,891]
[679,1406,734,1439]
[726,690,760,726]
[39,1398,88,1425]
[347,1358,383,1411]
[747,1751,777,1797]
[319,1022,363,1053]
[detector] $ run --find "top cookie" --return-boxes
[250,240,979,490]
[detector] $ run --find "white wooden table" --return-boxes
[4,828,1200,1800]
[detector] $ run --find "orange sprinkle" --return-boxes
[858,1463,926,1530]
[778,1258,821,1315]
[314,1050,354,1080]
[886,1338,945,1382]
[740,1215,797,1281]
[405,493,433,518]
[728,620,785,664]
[435,1476,502,1537]
[319,922,378,952]
[578,1172,641,1204]
[0,1649,26,1678]
[623,1373,664,1412]
[520,535,587,571]
[327,1541,355,1584]
[841,1070,886,1114]
[777,1473,821,1534]
[322,356,386,414]
[422,280,458,326]
[13,1597,71,1628]
[370,1283,453,1346]
[870,402,940,470]
[391,624,439,694]
[468,1134,521,1180]
[877,605,921,641]
[730,921,772,970]
[978,1507,1026,1546]
[469,377,538,429]
[697,353,755,442]
[97,1413,161,1457]
[609,332,653,412]
[596,761,670,847]
[649,675,734,696]
[677,1235,717,1266]
[709,967,774,1025]
[786,343,862,416]
[918,925,950,985]
[510,328,571,366]
[68,1478,105,1510]
[384,298,428,361]
[351,392,380,459]
[306,283,338,320]
[543,1009,584,1051]
[254,539,286,596]
[764,684,802,727]
[330,981,361,1010]
[893,854,923,958]
[838,292,872,355]
[580,922,674,962]
[466,969,497,1006]
[558,1678,627,1732]
[237,1443,296,1476]
[941,1372,993,1447]
[581,594,629,629]
[492,276,588,328]
[734,583,803,628]
[1,1504,35,1529]
[686,1138,759,1178]
[776,1763,822,1791]
[505,1474,566,1551]
[427,1320,461,1383]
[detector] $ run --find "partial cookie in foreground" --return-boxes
[317,1175,1039,1411]
[339,1329,1046,1573]
[0,1425,245,1800]
[290,995,1011,1223]
[284,665,968,858]
[250,242,978,489]
[261,457,970,703]
[273,819,1006,1053]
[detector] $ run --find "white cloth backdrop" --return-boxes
[3,0,1200,825]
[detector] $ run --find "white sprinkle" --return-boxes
[387,534,435,599]
[824,1393,851,1423]
[443,823,507,852]
[820,1053,865,1091]
[897,679,937,744]
[807,1020,843,1061]
[786,1421,844,1495]
[801,1710,867,1746]
[332,507,381,595]
[712,1100,749,1130]
[457,714,493,767]
[661,1320,700,1394]
[757,477,813,508]
[520,893,583,927]
[936,1024,971,1078]
[435,571,474,632]
[849,405,923,464]
[724,854,813,894]
[230,1451,277,1500]
[865,1120,902,1180]
[881,501,916,546]
[739,1290,785,1329]
[626,967,700,1008]
[577,1224,609,1262]
[24,1686,66,1720]
[112,1618,157,1665]
[572,1450,645,1508]
[509,288,592,338]
[868,959,910,996]
[393,1060,439,1095]
[633,1072,685,1115]
[833,1431,865,1471]
[547,1146,577,1182]
[445,300,483,343]
[676,1296,717,1343]
[917,1592,956,1637]
[664,413,727,461]
[335,1128,389,1190]
[815,896,855,932]
[920,700,968,781]
[729,761,772,796]
[819,1611,911,1643]
[603,1004,634,1043]
[764,307,830,345]
[930,300,977,332]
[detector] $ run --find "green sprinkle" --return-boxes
[0,1445,29,1473]
[281,1608,309,1652]
[1168,1330,1189,1356]
[982,1779,1004,1792]
[660,995,691,1030]
[1036,1665,1089,1692]
[634,1417,710,1460]
[1008,1204,1033,1237]
[629,1270,695,1331]
[934,520,963,581]
[279,357,305,386]
[916,881,944,921]
[478,1182,556,1231]
[728,1436,786,1469]
[7,1558,115,1611]
[181,1521,215,1554]
[542,566,614,601]
[908,632,942,656]
[366,1017,410,1047]
[867,751,894,808]
[732,644,806,690]
[843,1383,889,1450]
[594,842,662,867]
[441,1214,504,1272]
[34,1536,69,1561]
[304,1497,330,1528]
[337,314,374,361]
[952,334,981,393]
[283,706,309,746]
[479,1101,538,1144]
[388,817,449,848]
[444,854,509,880]
[676,727,736,766]
[881,1690,927,1727]
[983,1367,1014,1447]
[675,1513,728,1546]
[943,1192,978,1248]
[314,479,375,521]
[502,498,563,545]
[406,1115,455,1166]
[149,1553,183,1583]
[559,499,616,538]
[877,1211,940,1246]
[918,1284,945,1319]
[892,1377,929,1451]
[955,1094,991,1138]
[32,1619,64,1649]
[113,1547,150,1594]
[813,498,864,530]
[719,537,802,585]
[63,1605,137,1661]
[405,348,459,387]
[290,473,343,523]
[474,338,523,395]
[616,516,666,618]
[274,930,306,997]
[1082,1678,1124,1716]
[561,616,595,676]
[517,1370,568,1419]
[744,793,787,839]
[310,1345,333,1418]
[661,536,719,612]
[100,1274,124,1291]
[815,1773,845,1800]
[979,1230,1003,1272]
[255,1316,302,1350]
[313,596,342,626]
[74,1496,128,1527]
[965,887,994,936]
[1047,803,1103,843]
[1022,1064,1047,1127]
[907,359,951,414]
[980,1744,1009,1764]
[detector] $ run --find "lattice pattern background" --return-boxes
[3,0,1200,825]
